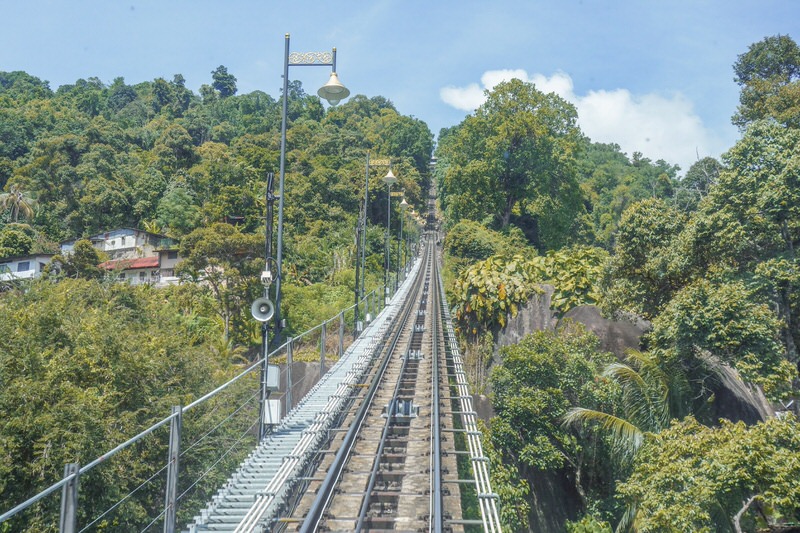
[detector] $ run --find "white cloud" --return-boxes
[440,70,724,174]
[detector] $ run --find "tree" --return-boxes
[47,238,105,280]
[675,156,722,212]
[0,278,238,532]
[177,223,262,343]
[690,120,800,361]
[574,140,680,247]
[437,79,583,249]
[0,228,33,257]
[603,198,688,320]
[649,278,795,401]
[733,34,800,128]
[489,327,618,531]
[211,65,237,98]
[618,416,800,533]
[0,182,35,222]
[563,350,687,461]
[563,349,690,532]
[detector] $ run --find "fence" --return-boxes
[0,285,388,533]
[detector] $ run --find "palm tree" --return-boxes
[0,183,35,222]
[563,350,686,457]
[563,350,688,532]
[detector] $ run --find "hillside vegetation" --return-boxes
[1,33,799,533]
[436,34,800,532]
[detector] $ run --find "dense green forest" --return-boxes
[0,65,432,530]
[436,34,800,532]
[1,33,799,532]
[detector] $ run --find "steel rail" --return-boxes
[430,245,444,533]
[300,240,432,533]
[436,257,503,533]
[354,238,433,532]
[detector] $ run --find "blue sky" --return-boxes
[1,0,798,174]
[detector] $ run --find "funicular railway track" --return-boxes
[186,188,500,533]
[288,236,459,532]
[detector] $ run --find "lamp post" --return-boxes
[274,33,349,346]
[397,197,409,290]
[355,153,392,333]
[382,168,397,304]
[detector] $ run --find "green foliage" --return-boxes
[177,223,263,344]
[539,246,609,314]
[444,219,529,262]
[47,238,105,280]
[575,141,680,248]
[0,228,33,257]
[482,424,531,532]
[0,278,234,531]
[489,326,618,531]
[603,198,688,320]
[563,350,688,462]
[0,182,35,222]
[618,415,800,532]
[566,515,613,533]
[211,65,237,98]
[281,281,353,335]
[674,156,722,212]
[650,278,794,400]
[733,34,800,128]
[453,254,541,335]
[452,246,608,337]
[437,78,584,249]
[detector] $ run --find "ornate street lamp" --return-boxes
[274,33,349,346]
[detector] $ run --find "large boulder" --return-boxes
[493,284,557,351]
[560,305,649,359]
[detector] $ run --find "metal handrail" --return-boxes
[0,285,387,527]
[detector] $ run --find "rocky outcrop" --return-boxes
[560,305,650,359]
[493,285,558,351]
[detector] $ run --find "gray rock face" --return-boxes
[560,305,649,359]
[493,284,557,351]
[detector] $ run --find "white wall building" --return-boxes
[61,228,176,260]
[0,254,54,282]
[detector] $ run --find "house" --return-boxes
[157,248,181,286]
[0,254,54,282]
[99,256,161,286]
[61,228,176,261]
[61,228,183,286]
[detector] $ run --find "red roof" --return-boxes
[99,257,160,270]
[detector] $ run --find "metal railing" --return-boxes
[0,285,390,533]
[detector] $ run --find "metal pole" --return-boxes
[320,321,327,379]
[257,323,270,441]
[396,209,403,290]
[163,406,182,533]
[384,182,392,304]
[361,151,369,301]
[354,208,361,334]
[286,337,293,413]
[59,463,79,533]
[338,311,344,357]
[275,33,290,347]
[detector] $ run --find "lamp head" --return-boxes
[382,169,397,186]
[400,198,409,210]
[318,72,350,105]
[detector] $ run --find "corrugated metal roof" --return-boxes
[99,257,160,270]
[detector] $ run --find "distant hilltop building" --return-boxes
[60,228,176,260]
[3,228,183,287]
[0,254,55,283]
